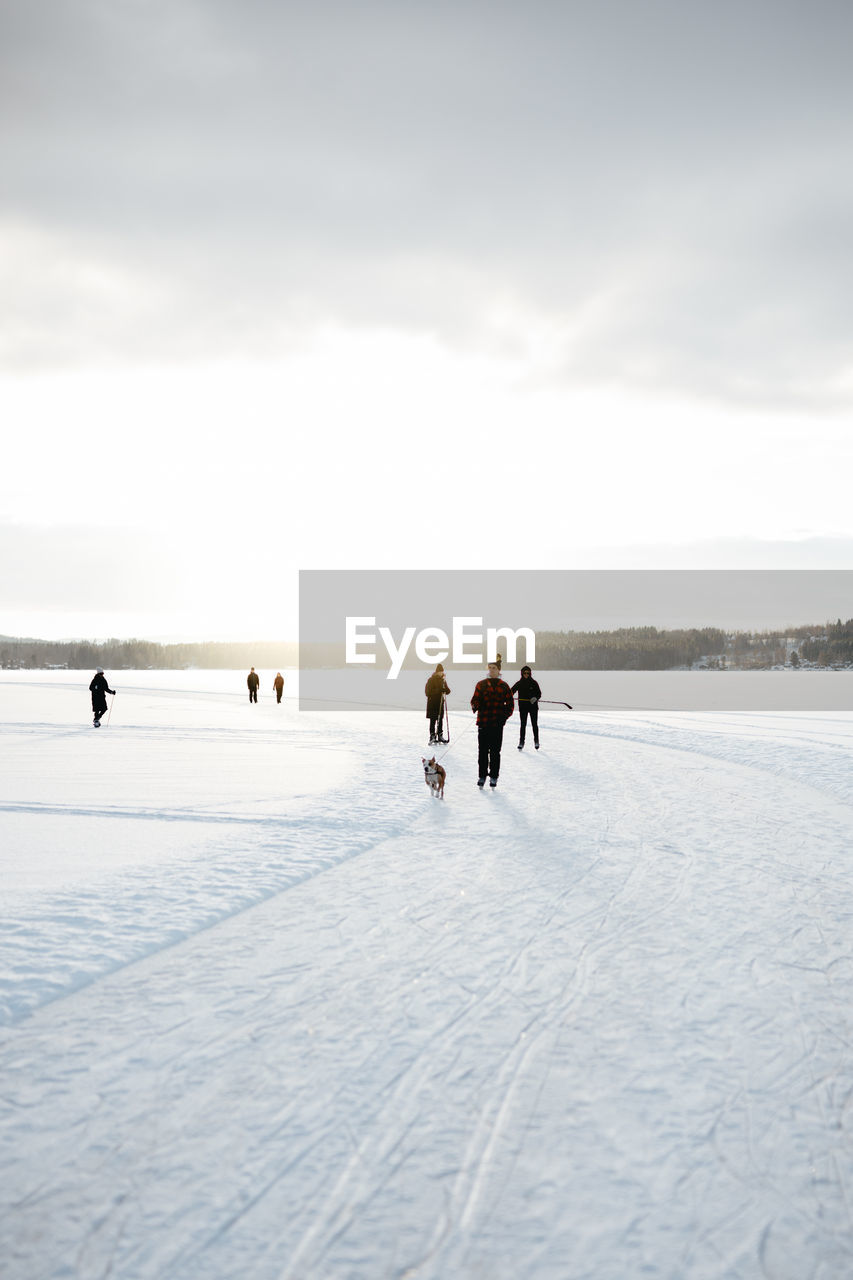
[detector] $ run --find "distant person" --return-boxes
[424,663,451,744]
[273,672,284,704]
[89,667,115,728]
[511,665,542,750]
[247,667,260,703]
[470,659,514,788]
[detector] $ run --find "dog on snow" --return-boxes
[422,755,446,799]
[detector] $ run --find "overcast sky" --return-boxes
[1,0,851,641]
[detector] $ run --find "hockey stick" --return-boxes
[517,697,573,710]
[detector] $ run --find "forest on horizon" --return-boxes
[2,620,853,671]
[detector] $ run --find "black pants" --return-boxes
[478,723,505,780]
[429,711,445,739]
[275,689,283,703]
[519,703,539,746]
[249,688,258,703]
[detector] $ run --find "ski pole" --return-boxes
[106,692,116,726]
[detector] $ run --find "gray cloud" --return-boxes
[571,536,853,571]
[2,0,853,406]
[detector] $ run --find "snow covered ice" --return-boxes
[2,671,853,1279]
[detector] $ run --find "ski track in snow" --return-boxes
[1,675,853,1278]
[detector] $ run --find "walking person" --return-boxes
[424,663,451,744]
[247,667,260,703]
[511,665,542,750]
[273,672,284,704]
[470,659,514,788]
[89,667,115,727]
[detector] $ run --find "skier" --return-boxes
[424,663,451,744]
[247,667,260,703]
[89,667,115,727]
[273,672,284,704]
[470,659,514,788]
[511,665,542,750]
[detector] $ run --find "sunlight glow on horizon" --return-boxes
[3,325,853,642]
[4,325,851,538]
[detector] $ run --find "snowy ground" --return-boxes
[2,671,853,1279]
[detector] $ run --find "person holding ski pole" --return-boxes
[273,672,284,704]
[425,662,451,744]
[247,667,260,703]
[511,664,542,750]
[89,667,115,728]
[471,659,514,788]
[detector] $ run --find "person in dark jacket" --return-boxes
[247,667,260,703]
[273,672,284,704]
[510,665,542,750]
[424,663,451,744]
[470,660,514,787]
[89,667,115,727]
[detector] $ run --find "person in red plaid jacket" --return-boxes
[470,659,515,788]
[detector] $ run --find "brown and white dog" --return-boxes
[422,755,446,799]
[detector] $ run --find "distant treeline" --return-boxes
[533,627,728,670]
[0,637,299,671]
[1,621,851,671]
[533,621,853,670]
[796,617,853,667]
[273,623,853,671]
